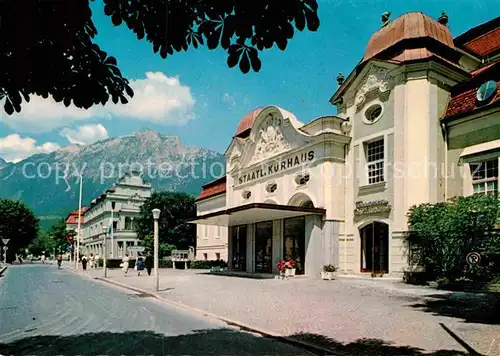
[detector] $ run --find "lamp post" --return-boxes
[102,226,108,278]
[110,202,116,258]
[152,208,161,291]
[75,174,83,269]
[1,238,11,265]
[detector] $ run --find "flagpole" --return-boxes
[76,174,83,269]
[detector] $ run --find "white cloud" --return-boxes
[60,123,109,145]
[0,72,196,133]
[0,134,60,163]
[222,93,236,106]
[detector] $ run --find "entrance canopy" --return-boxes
[187,203,325,227]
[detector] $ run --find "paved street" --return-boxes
[0,265,308,355]
[98,267,500,355]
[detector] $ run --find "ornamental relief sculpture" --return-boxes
[355,66,393,108]
[249,125,290,165]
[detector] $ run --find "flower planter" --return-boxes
[321,271,335,280]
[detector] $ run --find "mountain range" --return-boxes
[0,130,225,227]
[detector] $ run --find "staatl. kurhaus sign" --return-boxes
[238,150,315,185]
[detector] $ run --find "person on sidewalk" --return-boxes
[135,256,145,276]
[89,253,95,270]
[95,253,100,269]
[56,254,62,269]
[145,252,153,276]
[81,255,88,271]
[121,254,130,276]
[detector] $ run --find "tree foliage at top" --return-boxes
[406,194,500,282]
[28,219,71,256]
[1,0,320,115]
[0,199,39,262]
[135,191,196,254]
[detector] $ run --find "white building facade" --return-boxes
[82,171,152,258]
[191,12,500,278]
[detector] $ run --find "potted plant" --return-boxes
[321,264,337,280]
[277,258,296,279]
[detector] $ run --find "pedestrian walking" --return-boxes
[145,252,153,276]
[121,254,130,276]
[41,254,45,264]
[135,256,145,276]
[81,255,88,271]
[95,254,100,269]
[56,254,62,269]
[89,253,95,270]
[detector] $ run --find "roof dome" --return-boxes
[234,107,264,137]
[362,12,454,62]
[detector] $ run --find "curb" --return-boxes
[95,277,337,355]
[0,266,7,276]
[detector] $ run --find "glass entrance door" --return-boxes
[360,222,389,273]
[283,217,305,274]
[255,221,273,273]
[231,225,247,271]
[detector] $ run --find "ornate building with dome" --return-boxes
[191,12,500,278]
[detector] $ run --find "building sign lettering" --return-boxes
[238,150,315,185]
[354,200,391,216]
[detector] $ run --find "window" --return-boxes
[203,253,208,261]
[113,221,118,230]
[124,217,132,230]
[471,159,498,196]
[366,139,384,184]
[364,103,383,124]
[215,253,220,260]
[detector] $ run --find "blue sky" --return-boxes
[0,0,495,162]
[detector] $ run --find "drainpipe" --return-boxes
[441,122,448,201]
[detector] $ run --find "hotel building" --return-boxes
[191,13,500,278]
[81,171,152,258]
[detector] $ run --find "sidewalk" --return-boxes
[86,267,499,355]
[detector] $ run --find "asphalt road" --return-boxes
[0,264,308,355]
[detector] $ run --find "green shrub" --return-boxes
[190,260,226,269]
[406,194,500,283]
[159,259,173,268]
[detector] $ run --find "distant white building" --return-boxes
[82,171,152,258]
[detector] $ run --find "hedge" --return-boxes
[190,260,227,269]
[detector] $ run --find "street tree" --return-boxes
[1,0,320,115]
[0,199,39,262]
[28,231,56,257]
[49,219,73,254]
[135,191,196,252]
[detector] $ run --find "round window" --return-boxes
[364,104,383,124]
[242,190,251,199]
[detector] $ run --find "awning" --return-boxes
[459,139,500,164]
[187,202,326,227]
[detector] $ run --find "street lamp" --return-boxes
[110,201,116,258]
[1,238,10,265]
[152,208,161,291]
[102,226,108,278]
